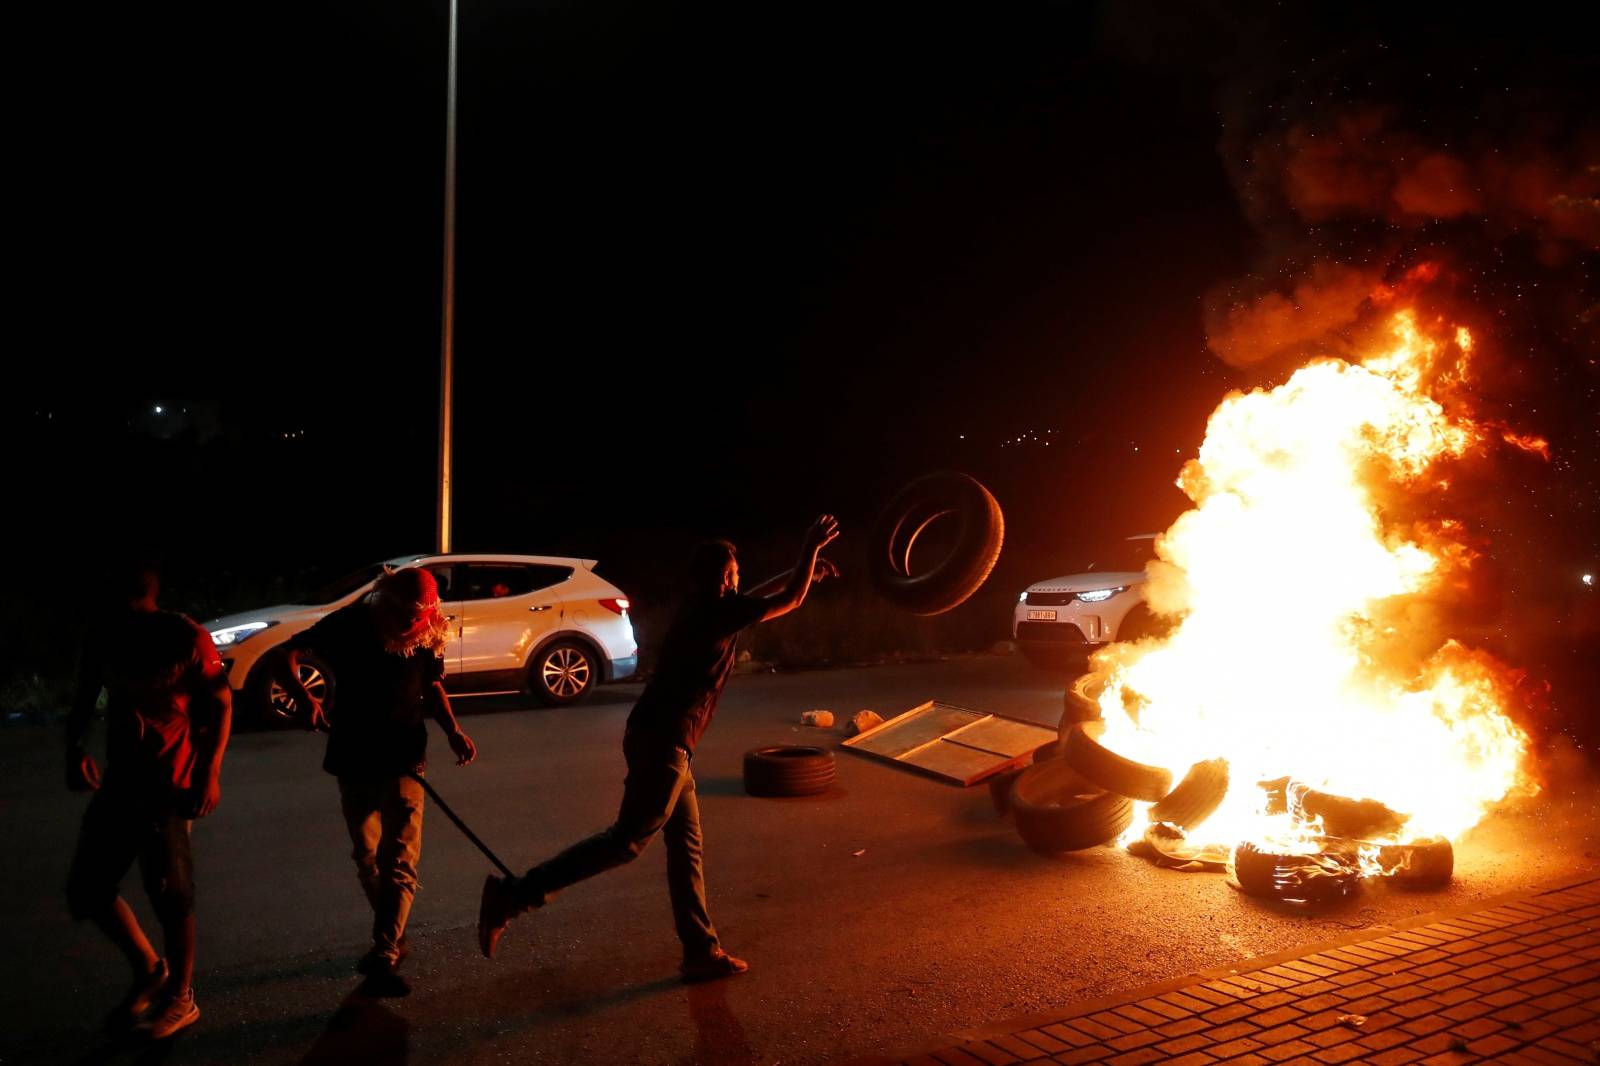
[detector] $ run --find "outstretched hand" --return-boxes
[804,514,841,552]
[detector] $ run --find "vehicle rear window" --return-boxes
[460,563,572,600]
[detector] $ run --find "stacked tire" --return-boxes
[1010,683,1232,857]
[1010,759,1134,855]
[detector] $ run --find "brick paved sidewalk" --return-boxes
[856,876,1600,1066]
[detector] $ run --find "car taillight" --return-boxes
[599,597,630,615]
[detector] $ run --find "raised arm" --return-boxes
[753,515,841,623]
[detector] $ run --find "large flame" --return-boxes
[1091,310,1534,854]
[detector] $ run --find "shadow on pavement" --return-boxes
[69,1031,181,1066]
[298,990,409,1066]
[680,980,755,1066]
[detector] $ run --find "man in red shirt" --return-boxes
[65,561,232,1040]
[478,515,839,981]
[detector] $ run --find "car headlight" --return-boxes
[209,621,277,646]
[1075,587,1125,603]
[1019,591,1029,603]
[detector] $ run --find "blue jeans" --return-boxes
[520,739,719,957]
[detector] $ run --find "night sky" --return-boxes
[8,3,1596,685]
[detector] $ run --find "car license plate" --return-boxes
[1027,609,1057,621]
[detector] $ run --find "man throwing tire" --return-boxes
[477,515,840,981]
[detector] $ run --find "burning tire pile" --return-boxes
[999,683,1457,904]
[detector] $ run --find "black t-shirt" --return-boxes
[287,600,445,779]
[625,592,768,754]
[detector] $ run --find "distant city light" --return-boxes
[153,405,164,414]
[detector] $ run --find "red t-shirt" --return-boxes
[84,609,227,791]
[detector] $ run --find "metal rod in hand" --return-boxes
[309,721,515,878]
[403,768,515,878]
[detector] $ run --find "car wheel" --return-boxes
[743,746,836,797]
[530,641,597,706]
[867,471,1004,616]
[1062,720,1175,802]
[244,650,334,728]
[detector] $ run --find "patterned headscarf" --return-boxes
[369,567,449,657]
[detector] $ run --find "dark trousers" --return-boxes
[66,784,194,921]
[521,739,720,957]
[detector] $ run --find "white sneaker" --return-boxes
[139,988,200,1039]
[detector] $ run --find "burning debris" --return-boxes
[1004,308,1548,902]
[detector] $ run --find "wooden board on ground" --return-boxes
[843,700,1057,787]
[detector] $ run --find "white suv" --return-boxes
[1013,534,1162,664]
[202,553,638,720]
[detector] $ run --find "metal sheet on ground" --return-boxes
[846,702,985,760]
[844,700,1057,786]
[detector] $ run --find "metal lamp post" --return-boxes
[436,0,459,554]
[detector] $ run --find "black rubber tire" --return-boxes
[1149,758,1230,831]
[1375,837,1454,889]
[1010,759,1132,854]
[1229,841,1361,903]
[988,742,1062,815]
[1061,680,1103,729]
[743,746,836,797]
[867,472,1004,616]
[1063,721,1174,802]
[529,640,598,707]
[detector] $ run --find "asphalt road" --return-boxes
[2,655,1596,1066]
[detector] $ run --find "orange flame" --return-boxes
[1091,311,1535,857]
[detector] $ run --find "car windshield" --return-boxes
[295,563,387,605]
[1086,538,1156,573]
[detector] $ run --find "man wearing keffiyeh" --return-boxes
[274,566,476,997]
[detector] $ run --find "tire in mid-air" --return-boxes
[867,471,1004,616]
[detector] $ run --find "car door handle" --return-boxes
[529,604,553,613]
[445,614,458,621]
